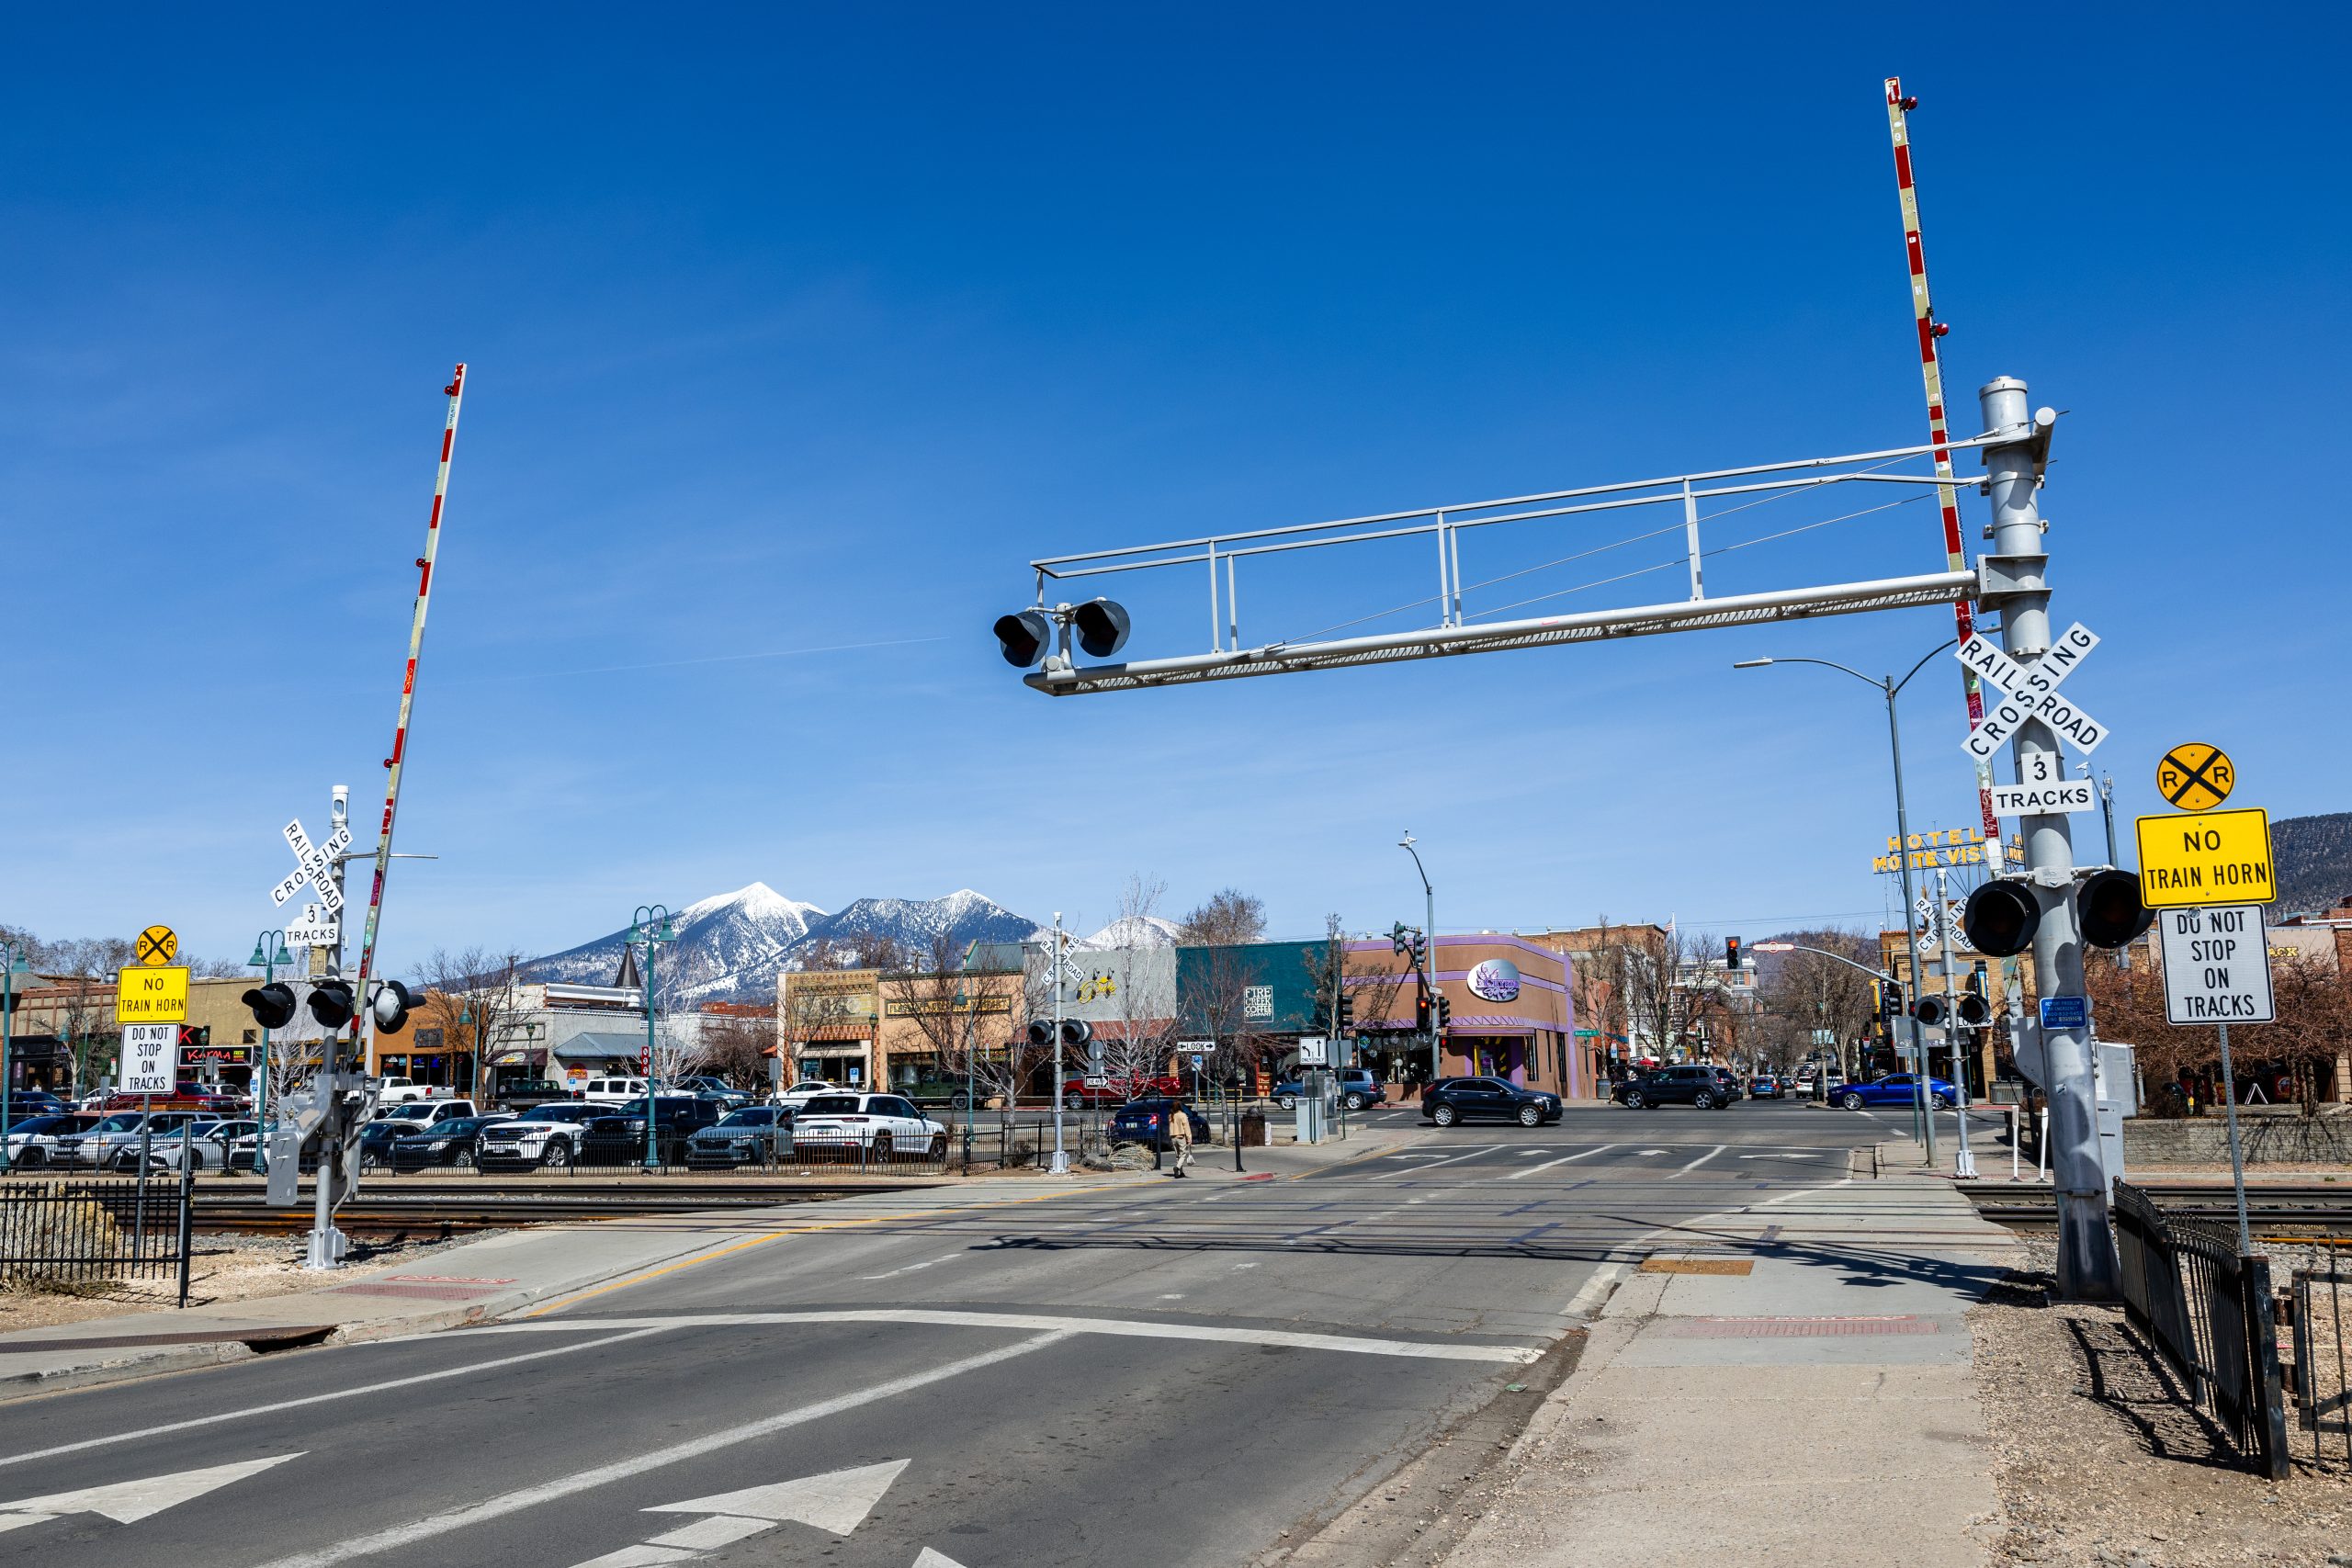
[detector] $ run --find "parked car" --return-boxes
[354,1118,419,1172]
[1269,1068,1385,1112]
[789,1093,947,1160]
[581,1096,727,1164]
[580,1077,653,1106]
[54,1111,201,1168]
[388,1115,503,1171]
[375,1077,459,1105]
[1419,1077,1563,1128]
[475,1101,627,1170]
[5,1090,71,1119]
[684,1105,792,1168]
[775,1079,844,1108]
[374,1098,482,1128]
[5,1112,98,1168]
[1834,1073,1959,1111]
[894,1076,980,1110]
[142,1118,261,1171]
[675,1077,752,1111]
[1614,1065,1742,1111]
[1107,1098,1209,1151]
[1748,1076,1783,1100]
[101,1088,246,1116]
[1061,1074,1183,1108]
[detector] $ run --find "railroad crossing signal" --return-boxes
[268,816,351,952]
[1955,622,2107,761]
[135,925,177,965]
[2155,742,2234,813]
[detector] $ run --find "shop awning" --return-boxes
[491,1048,548,1067]
[552,1032,646,1063]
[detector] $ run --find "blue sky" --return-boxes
[5,5,2341,973]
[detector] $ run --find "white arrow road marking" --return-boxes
[1506,1145,1617,1179]
[1367,1145,1503,1179]
[1636,1148,1668,1156]
[861,1252,960,1282]
[1668,1145,1727,1178]
[566,1461,911,1567]
[0,1453,301,1533]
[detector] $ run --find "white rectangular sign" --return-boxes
[1296,1036,1329,1066]
[2157,904,2275,1025]
[1958,622,2106,761]
[121,1022,179,1094]
[1990,779,2098,817]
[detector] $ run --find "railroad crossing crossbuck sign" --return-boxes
[268,815,351,949]
[136,925,177,964]
[2155,743,2234,813]
[1955,623,2106,764]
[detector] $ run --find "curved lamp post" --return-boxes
[246,931,291,1174]
[1734,639,1955,1168]
[632,905,677,1170]
[1398,832,1436,1081]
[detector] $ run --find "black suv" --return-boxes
[1616,1065,1741,1111]
[1419,1077,1563,1128]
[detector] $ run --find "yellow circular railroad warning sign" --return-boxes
[135,925,178,965]
[2155,744,2234,813]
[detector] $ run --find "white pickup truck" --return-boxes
[376,1077,451,1105]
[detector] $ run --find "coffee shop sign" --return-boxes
[1466,959,1521,1003]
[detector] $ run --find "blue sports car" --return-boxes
[1835,1073,1959,1111]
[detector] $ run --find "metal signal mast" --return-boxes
[1885,79,1998,840]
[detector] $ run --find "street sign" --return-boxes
[2155,743,2234,813]
[1957,623,2106,761]
[270,817,351,915]
[135,925,177,965]
[2155,905,2274,1025]
[1178,1039,1215,1054]
[283,903,338,948]
[121,1022,179,1093]
[116,964,188,1022]
[1990,752,2096,816]
[1747,942,1795,955]
[2039,995,2088,1031]
[1297,1036,1329,1066]
[2135,807,2275,908]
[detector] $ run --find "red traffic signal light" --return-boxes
[1724,936,1742,970]
[1414,989,1432,1032]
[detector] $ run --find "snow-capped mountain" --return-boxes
[520,882,826,1003]
[1078,914,1181,950]
[521,885,1044,1002]
[794,890,1046,968]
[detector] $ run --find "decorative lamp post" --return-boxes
[246,931,291,1174]
[1,940,32,1171]
[1398,832,1437,1081]
[632,905,677,1171]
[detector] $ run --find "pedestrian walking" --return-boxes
[1168,1100,1194,1178]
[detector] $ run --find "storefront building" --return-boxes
[776,968,881,1087]
[1344,934,1581,1099]
[876,965,1026,1098]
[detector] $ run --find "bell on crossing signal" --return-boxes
[307,979,356,1031]
[371,980,415,1033]
[1069,598,1131,660]
[1962,880,2041,958]
[1913,994,1948,1029]
[2078,868,2156,950]
[243,982,299,1030]
[992,609,1053,668]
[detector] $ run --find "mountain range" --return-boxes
[519,884,1047,1003]
[2273,811,2352,918]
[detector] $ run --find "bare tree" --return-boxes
[1177,889,1266,947]
[1096,875,1180,1091]
[44,938,131,1097]
[1752,929,1879,1078]
[417,947,531,1096]
[699,1012,774,1090]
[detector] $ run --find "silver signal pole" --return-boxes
[1935,864,1975,1178]
[1978,378,2118,1301]
[1048,913,1069,1176]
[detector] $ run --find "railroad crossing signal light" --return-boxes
[1962,880,2041,958]
[1913,994,1948,1029]
[243,982,299,1030]
[1724,936,1742,971]
[1057,1019,1092,1047]
[1026,1019,1055,1047]
[371,980,415,1033]
[1069,598,1131,660]
[1956,993,1990,1027]
[306,979,356,1031]
[992,609,1052,668]
[2077,868,2156,950]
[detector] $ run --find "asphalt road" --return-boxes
[0,1101,1883,1568]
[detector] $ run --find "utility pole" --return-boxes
[309,785,351,1270]
[1048,913,1069,1176]
[1980,377,2119,1301]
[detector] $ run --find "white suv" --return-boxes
[789,1093,944,1161]
[581,1077,651,1105]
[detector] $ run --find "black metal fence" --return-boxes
[2286,1253,2350,1470]
[0,1175,193,1305]
[2111,1179,2290,1478]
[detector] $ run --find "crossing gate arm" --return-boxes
[1023,566,1984,695]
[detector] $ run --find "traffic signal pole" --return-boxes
[1934,864,1975,1178]
[1979,377,2119,1301]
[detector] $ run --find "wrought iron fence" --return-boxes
[0,1175,192,1305]
[2110,1179,2290,1479]
[2286,1254,2350,1470]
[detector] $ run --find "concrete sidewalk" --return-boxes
[0,1174,1162,1400]
[1437,1146,2026,1568]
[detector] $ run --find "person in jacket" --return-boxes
[1168,1100,1194,1178]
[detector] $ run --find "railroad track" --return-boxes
[1961,1181,2352,1237]
[182,1179,944,1238]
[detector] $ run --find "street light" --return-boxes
[632,905,677,1172]
[1,939,32,1171]
[246,931,292,1174]
[1736,640,1956,1169]
[1398,832,1437,1082]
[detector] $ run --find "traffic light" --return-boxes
[371,980,415,1034]
[2078,868,2156,950]
[1414,988,1432,1033]
[1913,993,1948,1029]
[1337,992,1355,1031]
[1435,996,1452,1031]
[243,982,299,1030]
[992,609,1052,668]
[1410,932,1429,971]
[1962,879,2041,958]
[1724,936,1742,971]
[1878,980,1904,1021]
[307,979,356,1031]
[1069,598,1131,660]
